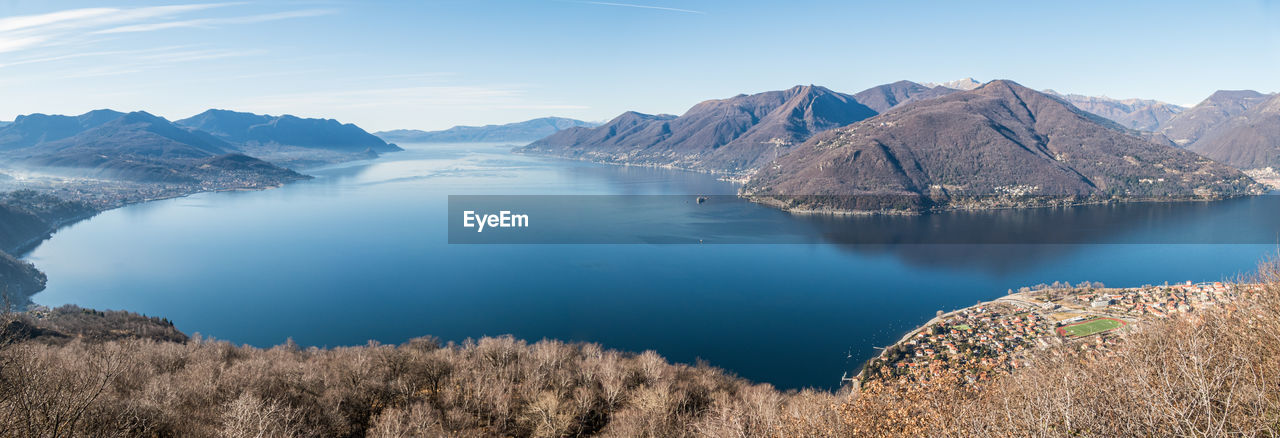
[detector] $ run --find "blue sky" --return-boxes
[1,0,1278,131]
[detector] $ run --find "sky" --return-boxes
[1,0,1278,132]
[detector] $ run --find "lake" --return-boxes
[24,143,1280,390]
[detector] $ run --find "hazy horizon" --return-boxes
[2,0,1278,132]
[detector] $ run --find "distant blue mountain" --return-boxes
[376,117,599,143]
[0,110,304,183]
[0,109,125,150]
[25,111,230,160]
[0,108,397,175]
[177,109,401,153]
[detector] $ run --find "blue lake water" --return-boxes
[25,143,1280,390]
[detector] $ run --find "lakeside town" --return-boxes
[0,162,308,211]
[856,280,1253,389]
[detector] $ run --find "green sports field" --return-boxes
[1057,318,1125,337]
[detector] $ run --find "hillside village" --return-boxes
[858,280,1247,389]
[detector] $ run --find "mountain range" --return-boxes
[3,78,1275,214]
[740,80,1261,213]
[1049,88,1280,172]
[1185,93,1280,170]
[0,109,131,151]
[0,109,401,181]
[0,110,319,184]
[517,79,1251,177]
[5,111,235,183]
[519,82,969,174]
[924,78,982,91]
[177,109,401,153]
[376,117,597,143]
[1158,90,1273,147]
[850,81,959,113]
[174,109,401,168]
[1044,91,1185,131]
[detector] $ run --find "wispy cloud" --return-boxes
[574,1,705,15]
[130,48,267,64]
[0,3,330,55]
[241,85,588,114]
[245,86,525,110]
[93,9,335,34]
[58,66,147,79]
[0,36,49,53]
[496,104,591,110]
[0,45,196,68]
[0,4,232,53]
[210,68,328,81]
[357,72,460,82]
[0,7,136,33]
[3,46,266,81]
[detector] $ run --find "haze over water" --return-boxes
[25,143,1280,389]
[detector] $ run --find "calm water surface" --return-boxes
[25,143,1280,389]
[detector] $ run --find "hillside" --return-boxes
[2,305,187,345]
[1046,91,1184,131]
[0,109,399,170]
[0,109,126,151]
[0,190,96,302]
[23,111,229,159]
[743,80,1261,214]
[0,111,307,185]
[0,252,45,300]
[8,112,268,183]
[1158,90,1272,146]
[1187,93,1280,170]
[0,190,95,253]
[520,85,878,173]
[176,109,400,167]
[851,80,958,113]
[0,201,54,254]
[0,191,73,301]
[376,117,598,143]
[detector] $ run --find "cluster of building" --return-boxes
[1067,281,1236,319]
[3,169,291,209]
[858,281,1248,389]
[860,302,1058,387]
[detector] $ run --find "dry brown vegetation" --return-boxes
[3,261,1280,437]
[0,314,848,437]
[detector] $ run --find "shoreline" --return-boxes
[8,210,101,256]
[860,289,1052,375]
[12,181,296,258]
[514,150,1269,216]
[5,176,311,308]
[511,149,758,179]
[742,192,1267,217]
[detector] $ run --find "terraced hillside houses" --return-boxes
[859,281,1250,389]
